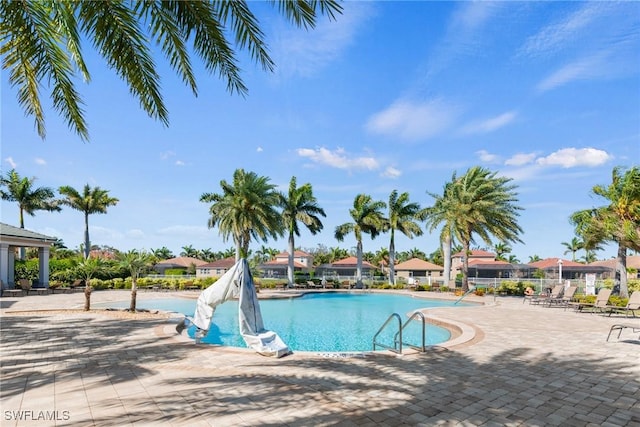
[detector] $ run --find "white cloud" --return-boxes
[505,153,537,167]
[365,99,458,141]
[272,2,373,78]
[381,166,401,179]
[160,151,175,160]
[175,160,185,166]
[519,3,601,58]
[537,53,605,92]
[536,148,611,168]
[35,158,46,165]
[461,111,517,135]
[296,147,379,171]
[256,146,263,153]
[4,157,17,168]
[476,150,501,163]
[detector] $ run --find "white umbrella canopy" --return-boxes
[181,259,290,358]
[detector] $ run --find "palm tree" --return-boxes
[493,242,512,262]
[561,237,584,261]
[507,254,520,264]
[152,247,174,260]
[74,256,111,311]
[180,245,198,258]
[279,176,326,287]
[200,169,283,261]
[328,246,349,263]
[335,194,386,287]
[2,1,341,141]
[0,168,61,231]
[528,255,542,263]
[384,190,424,285]
[58,184,119,259]
[437,167,523,290]
[424,179,459,287]
[571,166,640,298]
[117,250,153,312]
[407,248,427,260]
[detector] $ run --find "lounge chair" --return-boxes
[568,288,612,313]
[545,285,577,308]
[606,291,640,318]
[606,323,640,341]
[530,284,564,305]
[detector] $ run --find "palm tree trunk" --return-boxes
[287,233,295,288]
[462,241,470,291]
[442,234,452,287]
[356,240,363,288]
[83,212,90,259]
[18,207,26,260]
[84,285,91,311]
[388,232,395,286]
[130,279,137,312]
[616,244,628,298]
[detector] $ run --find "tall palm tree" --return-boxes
[200,169,283,262]
[279,176,326,287]
[0,169,61,228]
[407,248,427,260]
[438,167,523,290]
[571,166,640,298]
[424,179,459,287]
[561,237,584,261]
[117,250,153,312]
[58,184,119,259]
[335,194,386,287]
[2,1,341,141]
[384,190,424,285]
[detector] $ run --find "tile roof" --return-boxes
[275,250,312,258]
[394,258,444,271]
[156,256,208,267]
[452,249,496,258]
[199,257,236,268]
[332,256,375,268]
[528,257,584,269]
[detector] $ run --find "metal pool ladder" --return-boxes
[372,311,427,354]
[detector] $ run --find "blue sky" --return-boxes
[1,1,639,262]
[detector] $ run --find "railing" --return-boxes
[373,313,402,353]
[373,311,427,354]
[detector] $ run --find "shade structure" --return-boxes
[191,259,289,358]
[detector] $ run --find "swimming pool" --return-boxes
[111,292,464,352]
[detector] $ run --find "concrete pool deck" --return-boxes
[1,290,638,426]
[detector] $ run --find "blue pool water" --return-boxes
[111,293,463,352]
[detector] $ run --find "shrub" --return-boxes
[475,288,485,296]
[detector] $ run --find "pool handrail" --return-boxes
[373,311,427,354]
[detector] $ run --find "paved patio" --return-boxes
[1,290,638,426]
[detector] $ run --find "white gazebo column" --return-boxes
[38,246,51,288]
[8,246,15,286]
[0,243,9,289]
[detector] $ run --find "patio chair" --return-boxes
[530,284,563,305]
[606,322,640,341]
[568,288,612,313]
[605,291,640,318]
[545,285,577,308]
